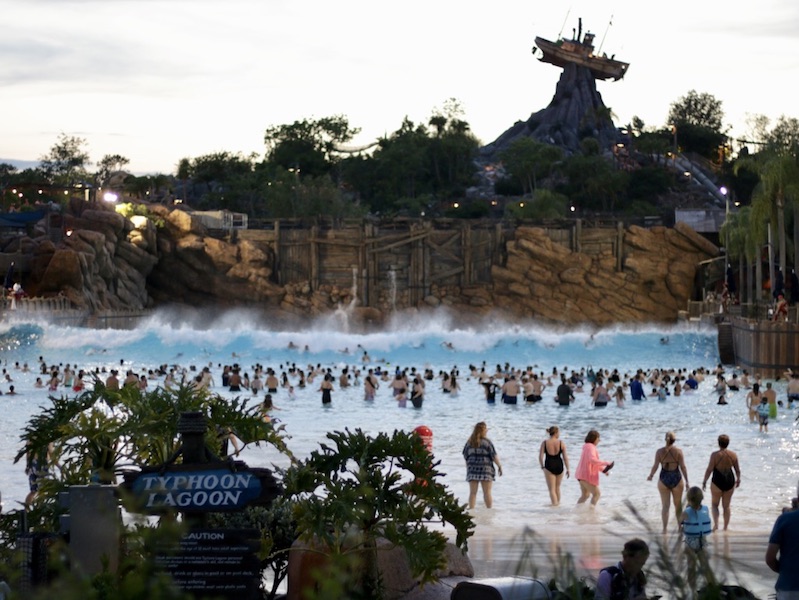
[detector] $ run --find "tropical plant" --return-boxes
[734,151,799,280]
[15,383,291,528]
[208,498,296,600]
[500,138,563,195]
[282,428,474,599]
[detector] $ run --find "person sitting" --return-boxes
[595,538,650,600]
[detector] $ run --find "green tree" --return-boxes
[264,116,360,179]
[95,154,130,187]
[720,205,764,304]
[39,133,91,187]
[504,189,569,219]
[734,151,799,279]
[427,99,480,199]
[561,154,630,213]
[354,118,431,213]
[500,138,563,195]
[764,116,799,154]
[667,90,727,158]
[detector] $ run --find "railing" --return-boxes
[2,295,73,313]
[687,300,798,323]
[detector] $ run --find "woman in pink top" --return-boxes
[575,429,614,506]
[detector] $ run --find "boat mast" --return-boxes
[597,15,613,55]
[557,8,570,38]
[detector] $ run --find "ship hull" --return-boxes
[534,37,629,81]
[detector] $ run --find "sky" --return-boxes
[2,0,798,175]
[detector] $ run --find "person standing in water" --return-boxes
[539,426,570,506]
[318,373,334,405]
[575,429,613,507]
[463,421,502,509]
[764,382,778,420]
[702,434,741,531]
[746,383,762,424]
[647,431,689,533]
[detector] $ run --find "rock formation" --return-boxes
[10,204,717,327]
[480,63,620,161]
[492,222,717,325]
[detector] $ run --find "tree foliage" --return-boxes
[500,138,563,195]
[264,115,360,179]
[667,90,727,158]
[39,133,91,186]
[282,427,473,599]
[96,154,130,187]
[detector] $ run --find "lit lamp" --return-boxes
[103,192,118,203]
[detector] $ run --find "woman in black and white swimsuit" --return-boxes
[539,426,570,506]
[647,431,689,533]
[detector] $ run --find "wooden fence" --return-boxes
[0,218,632,315]
[730,316,799,379]
[238,219,625,309]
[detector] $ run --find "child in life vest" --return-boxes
[681,486,715,590]
[682,486,712,550]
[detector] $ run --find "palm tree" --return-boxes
[721,205,764,306]
[735,152,799,282]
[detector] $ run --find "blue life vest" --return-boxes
[683,505,712,537]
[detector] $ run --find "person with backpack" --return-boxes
[595,538,650,600]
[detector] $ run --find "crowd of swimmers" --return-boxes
[6,352,799,419]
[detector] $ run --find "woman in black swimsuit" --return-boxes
[319,373,334,405]
[702,434,741,531]
[539,426,570,506]
[647,431,689,533]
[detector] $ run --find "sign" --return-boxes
[122,461,280,513]
[155,528,262,600]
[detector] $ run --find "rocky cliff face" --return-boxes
[17,205,717,326]
[481,63,620,161]
[492,222,717,325]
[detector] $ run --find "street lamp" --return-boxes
[720,186,729,248]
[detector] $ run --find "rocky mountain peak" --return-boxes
[480,63,621,160]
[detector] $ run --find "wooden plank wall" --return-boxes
[235,220,623,309]
[730,316,799,379]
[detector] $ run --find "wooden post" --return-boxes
[359,222,367,307]
[273,220,282,285]
[310,225,319,291]
[366,223,377,309]
[575,219,582,253]
[462,225,472,286]
[423,222,432,299]
[616,221,624,272]
[494,223,502,266]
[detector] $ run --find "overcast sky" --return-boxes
[2,0,798,174]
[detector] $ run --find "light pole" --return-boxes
[720,186,729,247]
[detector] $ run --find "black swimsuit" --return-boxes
[544,442,564,476]
[711,450,736,492]
[659,447,682,489]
